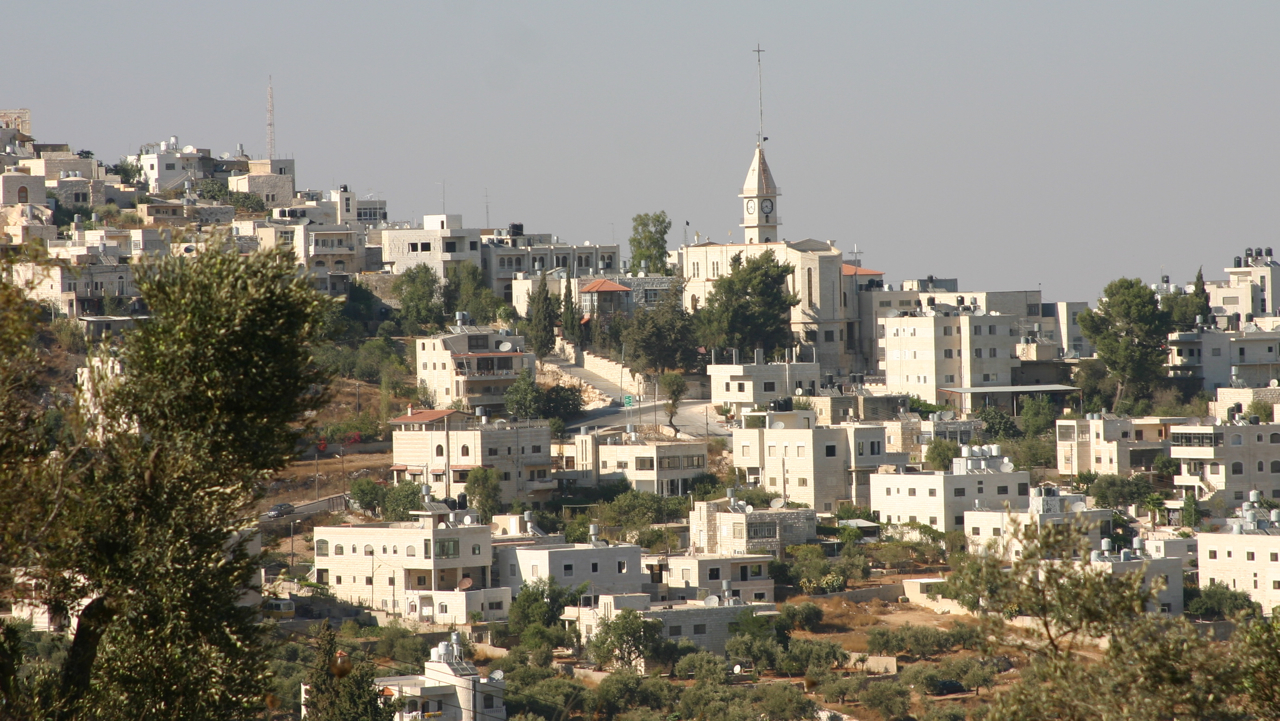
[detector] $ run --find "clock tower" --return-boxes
[740,143,779,244]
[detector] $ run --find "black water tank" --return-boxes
[1236,256,1243,268]
[457,492,468,510]
[509,223,524,237]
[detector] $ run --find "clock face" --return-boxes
[761,199,774,214]
[746,199,756,214]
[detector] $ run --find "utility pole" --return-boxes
[485,187,490,228]
[314,446,320,500]
[290,519,296,567]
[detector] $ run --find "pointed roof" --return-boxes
[740,143,779,197]
[580,279,630,293]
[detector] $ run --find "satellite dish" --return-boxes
[1271,379,1279,388]
[885,310,900,318]
[183,245,195,254]
[794,387,805,396]
[219,152,231,160]
[744,505,755,514]
[704,595,720,606]
[769,498,786,509]
[733,664,742,674]
[974,309,987,316]
[498,341,514,352]
[999,461,1015,473]
[771,422,786,429]
[182,145,196,153]
[1070,502,1087,513]
[459,577,474,590]
[490,670,504,681]
[939,410,955,421]
[438,522,448,529]
[462,515,472,524]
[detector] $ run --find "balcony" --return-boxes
[457,368,521,379]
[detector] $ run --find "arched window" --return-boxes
[364,544,374,556]
[1232,434,1244,446]
[334,544,344,556]
[350,545,357,554]
[1271,433,1280,444]
[406,545,415,557]
[1260,461,1266,472]
[1232,462,1245,475]
[392,545,398,555]
[436,444,444,457]
[382,545,388,554]
[1270,461,1280,473]
[334,260,345,271]
[461,445,470,457]
[314,260,326,268]
[691,295,699,311]
[315,540,330,556]
[17,187,27,203]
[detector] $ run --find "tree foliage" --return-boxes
[622,284,699,373]
[392,264,445,331]
[464,467,502,522]
[1086,473,1152,509]
[697,250,799,357]
[926,439,960,471]
[525,274,557,358]
[0,246,330,720]
[1077,278,1173,408]
[302,624,397,721]
[628,211,673,275]
[503,369,583,422]
[588,608,665,669]
[443,261,506,325]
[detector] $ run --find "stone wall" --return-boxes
[1212,387,1280,419]
[537,362,613,410]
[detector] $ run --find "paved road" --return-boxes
[569,398,731,437]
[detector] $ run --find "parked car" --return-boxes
[267,503,295,518]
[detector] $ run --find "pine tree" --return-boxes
[560,285,580,343]
[698,250,799,357]
[525,274,556,358]
[302,624,397,721]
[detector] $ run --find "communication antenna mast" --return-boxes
[485,187,490,227]
[266,76,275,160]
[753,44,765,144]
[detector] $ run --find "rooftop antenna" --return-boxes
[438,181,446,214]
[485,187,490,227]
[753,44,765,144]
[266,76,275,160]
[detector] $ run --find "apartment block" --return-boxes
[1167,325,1280,392]
[870,446,1031,533]
[1170,421,1280,507]
[413,325,537,416]
[688,495,818,558]
[709,352,824,418]
[880,311,1020,406]
[389,409,554,506]
[566,430,708,497]
[643,553,774,604]
[1198,505,1280,615]
[304,634,506,721]
[226,158,295,208]
[561,593,774,658]
[1055,415,1188,477]
[733,409,891,510]
[312,506,510,626]
[497,539,643,603]
[964,487,1112,557]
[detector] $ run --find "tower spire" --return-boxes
[266,76,275,160]
[753,45,765,145]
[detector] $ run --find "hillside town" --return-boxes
[7,23,1280,719]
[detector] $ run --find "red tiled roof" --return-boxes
[842,264,885,276]
[388,409,462,424]
[580,279,630,293]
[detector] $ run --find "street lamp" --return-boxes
[289,519,297,568]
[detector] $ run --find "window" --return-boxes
[165,163,176,170]
[591,562,599,573]
[532,445,542,454]
[389,576,395,586]
[17,187,27,203]
[435,538,460,558]
[975,349,983,358]
[708,567,721,580]
[461,445,470,457]
[929,488,937,497]
[364,545,374,556]
[997,486,1008,495]
[737,382,745,392]
[669,626,682,637]
[472,544,482,555]
[436,444,444,457]
[618,560,627,573]
[1209,550,1218,559]
[335,544,344,556]
[563,564,574,577]
[1248,552,1256,561]
[439,603,448,614]
[418,575,427,586]
[1232,462,1244,475]
[315,540,329,556]
[825,330,835,343]
[636,458,655,470]
[954,488,966,497]
[365,577,373,585]
[1272,553,1278,562]
[484,695,495,710]
[972,527,981,536]
[762,381,776,392]
[798,478,808,487]
[908,488,916,497]
[1018,483,1029,496]
[694,624,707,635]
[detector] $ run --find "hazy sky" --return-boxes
[8,2,1280,301]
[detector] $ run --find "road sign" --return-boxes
[623,395,633,407]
